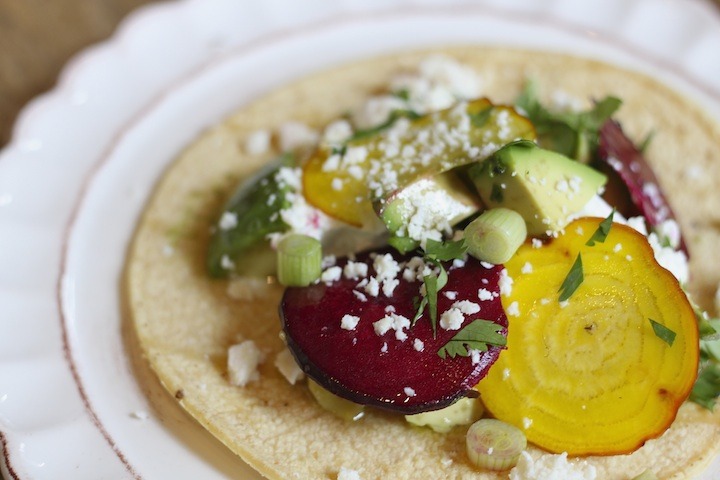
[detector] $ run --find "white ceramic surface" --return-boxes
[1,0,720,478]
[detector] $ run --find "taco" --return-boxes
[125,48,720,479]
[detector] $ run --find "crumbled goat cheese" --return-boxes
[278,121,319,152]
[323,119,353,145]
[244,129,271,155]
[344,261,369,280]
[532,238,543,249]
[506,301,520,317]
[613,243,622,253]
[373,313,411,341]
[522,417,533,429]
[499,269,513,296]
[440,307,465,331]
[353,290,368,302]
[509,451,597,480]
[453,300,480,315]
[337,467,362,480]
[647,232,689,284]
[352,95,407,130]
[470,349,481,364]
[321,266,342,283]
[219,211,238,230]
[655,219,681,249]
[404,387,417,397]
[322,255,337,268]
[341,314,361,331]
[521,262,533,274]
[382,278,400,297]
[331,178,344,191]
[413,338,425,352]
[274,348,304,385]
[478,288,496,301]
[374,253,401,282]
[443,290,458,300]
[227,340,265,387]
[364,277,380,297]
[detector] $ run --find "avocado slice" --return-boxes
[376,171,480,252]
[470,141,606,236]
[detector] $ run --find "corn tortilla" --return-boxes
[125,48,720,479]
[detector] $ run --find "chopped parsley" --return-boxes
[438,319,507,359]
[558,253,583,302]
[649,318,676,347]
[585,209,615,246]
[516,80,621,163]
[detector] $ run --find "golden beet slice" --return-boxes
[302,99,535,227]
[476,217,698,456]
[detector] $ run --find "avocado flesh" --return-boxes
[378,171,480,245]
[470,141,607,236]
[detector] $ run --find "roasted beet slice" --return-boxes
[280,252,508,414]
[597,120,687,253]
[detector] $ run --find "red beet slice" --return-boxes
[597,120,687,254]
[280,251,508,414]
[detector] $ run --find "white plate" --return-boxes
[2,0,720,478]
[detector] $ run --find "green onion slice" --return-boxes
[276,234,322,286]
[466,418,527,471]
[464,208,527,265]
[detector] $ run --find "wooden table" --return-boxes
[0,0,158,148]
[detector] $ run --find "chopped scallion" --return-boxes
[466,419,527,471]
[276,234,322,286]
[464,208,527,264]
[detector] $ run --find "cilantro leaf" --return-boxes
[516,81,622,162]
[690,362,720,410]
[649,318,676,347]
[424,238,467,262]
[558,253,583,302]
[438,319,507,359]
[586,209,615,246]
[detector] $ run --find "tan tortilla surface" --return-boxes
[126,48,720,479]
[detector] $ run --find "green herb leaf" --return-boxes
[649,318,676,347]
[469,107,494,128]
[516,81,622,162]
[424,238,468,262]
[690,362,720,410]
[393,88,411,101]
[348,109,421,143]
[558,253,583,302]
[585,209,615,246]
[438,319,507,359]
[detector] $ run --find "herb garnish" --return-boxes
[469,107,494,128]
[649,318,676,347]
[690,363,720,410]
[558,253,583,302]
[585,209,615,246]
[347,109,421,143]
[516,80,621,163]
[438,319,507,359]
[412,239,468,336]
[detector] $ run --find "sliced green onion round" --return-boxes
[277,234,322,286]
[308,380,365,421]
[466,418,526,471]
[464,208,527,264]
